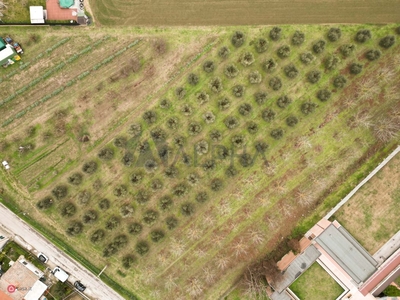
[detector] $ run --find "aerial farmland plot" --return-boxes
[0,22,399,300]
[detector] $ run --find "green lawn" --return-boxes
[289,263,344,300]
[0,241,46,272]
[0,0,46,24]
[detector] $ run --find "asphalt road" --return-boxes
[0,203,124,300]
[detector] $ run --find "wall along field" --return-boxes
[0,25,400,299]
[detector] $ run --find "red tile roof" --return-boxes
[46,0,77,21]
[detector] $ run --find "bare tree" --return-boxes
[216,255,230,270]
[243,265,269,300]
[186,277,203,297]
[372,115,400,143]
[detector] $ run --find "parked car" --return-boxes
[74,281,86,292]
[37,252,49,263]
[53,266,69,282]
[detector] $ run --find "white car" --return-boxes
[2,161,10,170]
[37,252,49,263]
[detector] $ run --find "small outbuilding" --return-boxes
[30,6,46,24]
[0,39,17,67]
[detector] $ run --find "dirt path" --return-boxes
[84,0,96,24]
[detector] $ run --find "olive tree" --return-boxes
[317,89,332,102]
[203,61,215,73]
[333,75,347,88]
[218,46,230,59]
[269,77,282,91]
[379,35,395,48]
[292,31,305,45]
[307,70,321,84]
[349,63,363,75]
[277,45,290,58]
[312,40,326,54]
[300,52,315,65]
[365,49,381,61]
[262,58,277,72]
[248,71,262,84]
[284,64,298,78]
[277,95,292,108]
[224,64,239,78]
[301,102,317,115]
[355,29,371,43]
[327,27,341,42]
[254,38,268,53]
[142,110,157,124]
[269,27,282,41]
[340,44,356,57]
[232,31,245,47]
[240,52,255,66]
[254,92,268,105]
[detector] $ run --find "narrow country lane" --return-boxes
[0,203,124,300]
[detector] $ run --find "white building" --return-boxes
[29,6,46,24]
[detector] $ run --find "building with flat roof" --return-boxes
[0,39,17,66]
[29,6,46,24]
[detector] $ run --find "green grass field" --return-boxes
[0,24,399,300]
[290,263,344,300]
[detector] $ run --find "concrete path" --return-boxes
[373,230,400,266]
[0,203,124,300]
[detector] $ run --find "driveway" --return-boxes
[0,203,124,300]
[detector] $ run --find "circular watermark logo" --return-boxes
[7,285,16,293]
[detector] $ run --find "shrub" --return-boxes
[77,190,91,205]
[218,46,230,59]
[286,116,299,127]
[166,217,178,230]
[225,165,238,177]
[98,198,110,210]
[129,223,143,235]
[203,60,215,73]
[263,58,277,72]
[248,71,262,84]
[209,77,223,93]
[172,183,189,197]
[143,210,159,225]
[36,196,53,210]
[224,116,239,129]
[67,173,83,185]
[232,85,245,97]
[277,45,290,58]
[269,77,282,91]
[254,92,268,105]
[224,64,239,78]
[238,103,252,116]
[122,152,134,167]
[137,141,149,153]
[66,221,83,236]
[284,64,299,78]
[166,117,179,130]
[292,31,305,45]
[175,87,186,99]
[144,160,158,173]
[325,55,340,70]
[61,202,76,217]
[203,111,216,124]
[239,153,253,167]
[142,110,157,124]
[307,70,321,84]
[301,102,317,115]
[181,104,193,116]
[270,128,284,140]
[317,89,332,102]
[173,135,185,147]
[340,44,356,57]
[82,210,98,224]
[90,229,105,243]
[255,141,268,153]
[350,63,363,75]
[120,204,134,218]
[159,195,173,211]
[195,140,209,156]
[270,27,282,41]
[262,109,276,122]
[218,97,231,110]
[232,31,245,47]
[52,185,68,200]
[300,52,315,65]
[210,129,222,142]
[210,178,223,192]
[327,27,341,42]
[247,121,259,134]
[333,75,347,88]
[312,40,326,54]
[113,185,128,197]
[254,38,268,53]
[98,148,114,160]
[122,255,136,269]
[240,52,255,66]
[195,191,209,203]
[181,202,195,216]
[188,122,202,136]
[202,159,216,171]
[150,229,165,242]
[355,29,371,43]
[135,189,150,204]
[150,127,167,141]
[159,99,170,109]
[165,166,179,178]
[277,95,292,108]
[379,35,395,48]
[231,135,246,148]
[365,49,381,61]
[151,178,163,191]
[136,241,149,256]
[188,73,199,85]
[114,137,127,148]
[128,123,142,136]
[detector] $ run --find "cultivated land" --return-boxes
[91,0,400,26]
[0,25,399,300]
[334,152,400,253]
[289,263,344,300]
